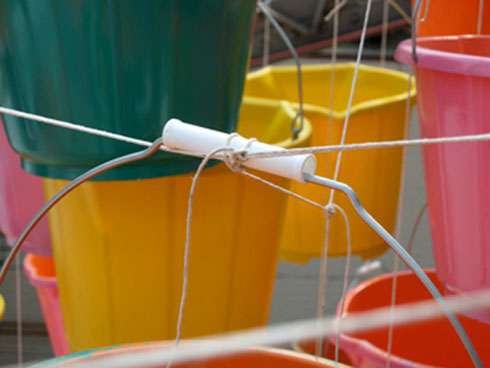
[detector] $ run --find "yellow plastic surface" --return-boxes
[0,294,4,322]
[244,63,416,262]
[43,97,312,352]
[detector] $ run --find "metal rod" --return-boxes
[258,2,304,139]
[0,138,164,286]
[304,173,482,368]
[411,0,424,62]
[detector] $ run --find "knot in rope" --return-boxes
[223,133,256,173]
[325,203,336,217]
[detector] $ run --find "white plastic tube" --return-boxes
[162,119,316,183]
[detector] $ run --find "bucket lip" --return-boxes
[23,254,57,286]
[31,341,347,367]
[246,63,416,120]
[332,269,437,368]
[241,96,313,149]
[395,35,490,78]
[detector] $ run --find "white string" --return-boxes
[406,202,428,254]
[15,255,23,368]
[478,0,484,35]
[167,146,233,368]
[328,0,373,196]
[316,0,341,356]
[262,16,270,66]
[3,104,490,160]
[316,0,373,358]
[387,0,411,24]
[386,68,413,368]
[330,204,351,365]
[62,290,490,368]
[380,0,390,66]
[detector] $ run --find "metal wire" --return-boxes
[0,138,164,286]
[304,173,482,368]
[257,2,304,139]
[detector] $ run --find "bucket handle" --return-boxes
[257,2,305,140]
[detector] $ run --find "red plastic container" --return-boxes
[24,254,69,356]
[335,270,490,367]
[412,0,490,37]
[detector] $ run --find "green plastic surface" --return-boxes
[0,0,256,180]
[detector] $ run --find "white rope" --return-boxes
[406,202,428,254]
[246,131,490,158]
[387,70,413,355]
[15,255,23,368]
[380,0,390,66]
[329,204,352,365]
[387,0,411,24]
[3,104,490,160]
[386,68,413,368]
[316,0,341,356]
[62,290,490,368]
[167,146,233,368]
[478,0,484,35]
[316,0,373,358]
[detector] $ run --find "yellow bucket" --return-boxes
[42,97,312,352]
[244,63,416,262]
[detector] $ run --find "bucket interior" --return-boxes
[237,97,311,148]
[25,254,56,280]
[244,64,412,116]
[416,35,490,58]
[341,271,490,367]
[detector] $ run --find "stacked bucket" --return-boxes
[319,0,490,367]
[0,0,418,366]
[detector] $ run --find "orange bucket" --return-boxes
[31,343,351,367]
[413,0,490,36]
[335,270,490,367]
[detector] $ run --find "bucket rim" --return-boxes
[31,341,348,367]
[246,63,416,120]
[395,35,490,78]
[332,269,437,368]
[23,254,57,287]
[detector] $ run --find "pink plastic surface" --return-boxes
[396,36,490,323]
[0,121,52,256]
[24,255,69,357]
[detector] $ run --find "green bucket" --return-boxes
[0,0,256,180]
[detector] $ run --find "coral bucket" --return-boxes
[244,64,415,262]
[0,122,52,256]
[42,97,312,352]
[396,35,490,323]
[32,344,349,368]
[412,0,490,36]
[0,0,256,180]
[23,254,69,357]
[334,270,490,367]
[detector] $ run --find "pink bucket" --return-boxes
[0,121,52,256]
[395,35,490,323]
[24,254,69,357]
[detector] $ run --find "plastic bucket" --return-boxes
[0,0,256,180]
[32,343,350,367]
[335,270,490,367]
[0,293,4,322]
[0,121,52,256]
[23,254,69,357]
[293,339,352,366]
[396,35,490,323]
[412,0,490,37]
[244,64,416,262]
[42,97,312,352]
